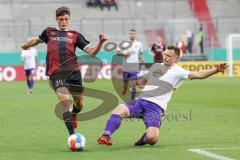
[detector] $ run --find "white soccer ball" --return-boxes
[68,133,86,151]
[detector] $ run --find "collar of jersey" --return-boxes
[56,26,68,31]
[162,63,175,69]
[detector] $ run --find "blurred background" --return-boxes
[0,0,240,80]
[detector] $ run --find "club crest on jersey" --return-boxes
[67,32,73,37]
[50,32,56,36]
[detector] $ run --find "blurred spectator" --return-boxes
[150,36,166,63]
[186,30,194,54]
[196,25,204,54]
[176,34,187,57]
[86,0,102,8]
[111,0,118,11]
[94,0,102,8]
[100,0,118,11]
[177,41,186,58]
[86,0,93,7]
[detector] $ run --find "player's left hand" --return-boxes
[99,33,107,43]
[131,80,139,87]
[215,63,228,73]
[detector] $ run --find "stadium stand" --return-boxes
[0,0,239,55]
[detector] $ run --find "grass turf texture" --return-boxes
[0,77,239,160]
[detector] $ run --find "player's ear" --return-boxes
[174,54,180,62]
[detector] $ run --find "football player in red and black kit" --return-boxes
[21,7,107,136]
[151,36,166,63]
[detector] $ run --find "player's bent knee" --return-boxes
[148,136,158,145]
[146,127,159,145]
[56,87,70,100]
[59,95,70,101]
[112,104,130,118]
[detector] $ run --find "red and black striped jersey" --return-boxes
[39,27,90,76]
[151,43,166,63]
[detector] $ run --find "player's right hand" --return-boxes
[99,33,107,43]
[215,63,228,73]
[21,45,29,50]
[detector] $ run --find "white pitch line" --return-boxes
[189,149,235,160]
[204,147,240,150]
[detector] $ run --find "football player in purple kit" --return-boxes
[98,46,227,146]
[116,29,144,100]
[21,7,107,136]
[21,46,38,94]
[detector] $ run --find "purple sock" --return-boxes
[131,88,136,100]
[103,114,122,137]
[29,79,34,89]
[27,80,31,89]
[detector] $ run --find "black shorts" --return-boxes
[49,70,84,94]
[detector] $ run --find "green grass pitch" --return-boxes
[0,78,239,160]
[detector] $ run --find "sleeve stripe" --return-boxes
[83,43,91,51]
[38,37,45,43]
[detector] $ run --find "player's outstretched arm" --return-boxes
[85,33,107,56]
[188,63,228,80]
[21,37,42,50]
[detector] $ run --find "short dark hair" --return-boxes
[167,45,180,57]
[56,7,70,17]
[129,29,136,32]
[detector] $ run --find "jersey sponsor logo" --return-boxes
[50,31,56,36]
[50,37,73,43]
